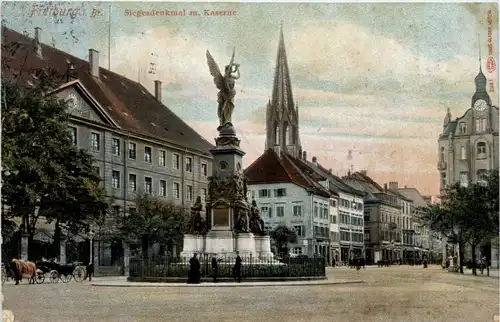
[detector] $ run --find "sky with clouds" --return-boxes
[2,2,499,196]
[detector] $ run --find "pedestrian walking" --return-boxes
[211,257,218,283]
[480,255,487,275]
[233,252,242,283]
[84,261,94,282]
[188,254,201,284]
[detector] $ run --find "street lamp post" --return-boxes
[89,230,95,266]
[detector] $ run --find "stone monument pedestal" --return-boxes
[235,232,256,257]
[205,230,235,256]
[255,235,274,260]
[180,234,205,260]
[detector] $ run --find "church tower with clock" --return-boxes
[437,57,499,267]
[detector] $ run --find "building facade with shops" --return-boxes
[343,171,402,265]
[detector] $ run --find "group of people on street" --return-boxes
[187,252,242,284]
[349,257,366,270]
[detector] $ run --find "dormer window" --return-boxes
[459,122,466,133]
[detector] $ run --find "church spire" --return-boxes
[265,24,301,158]
[472,38,491,107]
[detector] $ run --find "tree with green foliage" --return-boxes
[269,225,298,257]
[117,193,188,258]
[423,185,467,273]
[2,68,110,260]
[424,169,499,275]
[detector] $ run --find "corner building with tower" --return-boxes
[438,59,499,268]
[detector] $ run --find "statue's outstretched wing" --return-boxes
[206,50,224,90]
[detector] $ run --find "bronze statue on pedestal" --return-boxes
[206,48,240,130]
[249,199,266,236]
[187,196,207,234]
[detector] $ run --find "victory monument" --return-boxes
[180,49,273,260]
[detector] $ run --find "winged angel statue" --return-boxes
[206,48,240,129]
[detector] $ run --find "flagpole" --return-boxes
[108,4,111,71]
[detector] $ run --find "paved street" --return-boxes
[3,265,498,322]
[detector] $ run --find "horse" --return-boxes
[10,259,37,285]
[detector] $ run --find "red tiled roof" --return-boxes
[244,149,294,184]
[1,27,214,155]
[244,149,331,198]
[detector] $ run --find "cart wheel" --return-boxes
[60,273,72,283]
[72,266,86,283]
[35,271,45,284]
[49,270,59,283]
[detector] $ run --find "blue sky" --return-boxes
[2,2,498,195]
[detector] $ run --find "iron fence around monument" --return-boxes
[129,254,326,280]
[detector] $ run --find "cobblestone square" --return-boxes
[2,266,498,322]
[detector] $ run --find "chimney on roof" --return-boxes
[404,185,407,188]
[154,80,162,102]
[360,170,367,176]
[389,181,398,190]
[302,151,307,160]
[328,168,332,174]
[384,183,388,192]
[89,49,99,78]
[34,27,42,58]
[312,156,317,164]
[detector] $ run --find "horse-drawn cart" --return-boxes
[2,261,45,284]
[36,260,86,283]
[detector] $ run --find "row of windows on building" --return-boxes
[314,226,330,237]
[339,212,363,226]
[70,128,209,175]
[257,188,287,198]
[313,202,329,219]
[107,169,207,201]
[255,190,363,213]
[458,118,488,134]
[364,212,413,231]
[381,230,401,242]
[340,230,364,242]
[440,142,489,162]
[458,170,490,186]
[441,169,489,188]
[260,204,303,218]
[401,202,412,215]
[402,233,415,245]
[339,199,363,211]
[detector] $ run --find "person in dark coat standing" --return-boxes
[211,257,218,283]
[188,254,201,284]
[233,252,242,283]
[85,261,94,282]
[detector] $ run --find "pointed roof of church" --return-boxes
[271,25,295,116]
